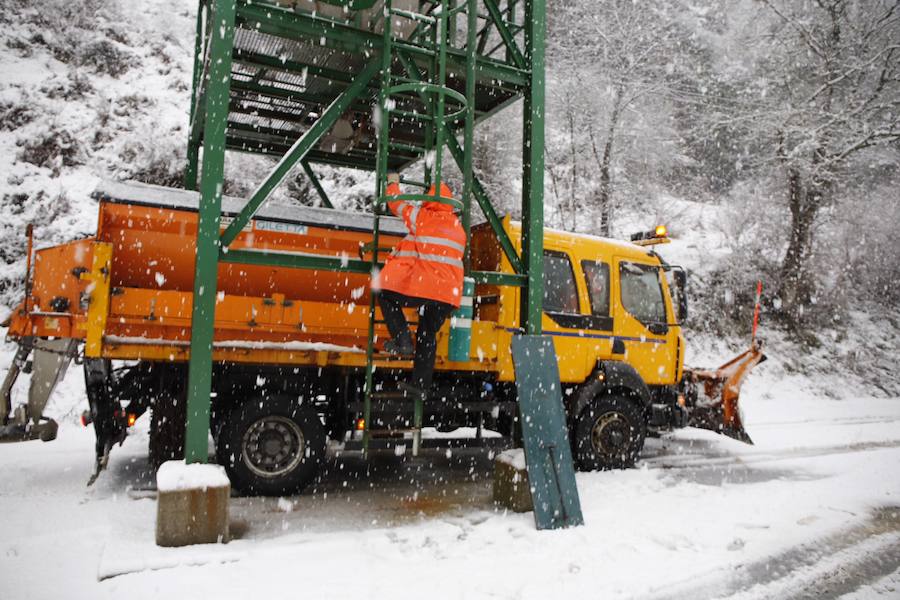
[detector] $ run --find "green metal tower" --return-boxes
[182,0,546,463]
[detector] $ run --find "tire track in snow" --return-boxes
[647,507,900,600]
[643,439,900,471]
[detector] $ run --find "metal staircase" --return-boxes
[362,0,469,456]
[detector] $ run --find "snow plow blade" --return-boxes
[684,340,766,444]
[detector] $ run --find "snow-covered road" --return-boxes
[1,365,899,599]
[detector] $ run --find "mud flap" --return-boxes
[84,358,126,485]
[0,338,77,443]
[1,337,34,425]
[684,340,766,444]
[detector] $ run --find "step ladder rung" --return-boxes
[367,428,421,436]
[370,352,414,361]
[369,391,415,400]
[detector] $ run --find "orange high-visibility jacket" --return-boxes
[378,181,466,307]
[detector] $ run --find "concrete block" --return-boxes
[493,449,532,513]
[156,461,230,547]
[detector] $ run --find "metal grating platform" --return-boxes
[207,0,525,171]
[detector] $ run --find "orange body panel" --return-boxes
[97,202,404,304]
[6,200,504,373]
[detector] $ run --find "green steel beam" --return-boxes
[234,1,529,88]
[185,0,206,190]
[185,0,237,465]
[396,51,523,274]
[461,0,477,267]
[225,137,381,170]
[430,0,450,192]
[220,58,380,247]
[482,0,525,70]
[363,0,397,454]
[471,270,526,286]
[187,4,214,164]
[221,248,371,272]
[301,160,334,208]
[506,0,520,65]
[223,247,524,288]
[520,0,545,334]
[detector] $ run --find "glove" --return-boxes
[387,172,400,185]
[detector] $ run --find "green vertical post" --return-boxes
[431,0,449,192]
[461,0,477,265]
[184,0,236,464]
[184,0,206,191]
[521,0,545,334]
[506,0,517,65]
[363,0,395,452]
[448,0,458,47]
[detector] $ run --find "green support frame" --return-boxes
[184,0,236,463]
[182,0,546,463]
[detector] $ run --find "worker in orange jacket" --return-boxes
[377,172,466,397]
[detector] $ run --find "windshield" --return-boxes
[619,262,667,324]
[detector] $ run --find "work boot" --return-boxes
[383,335,414,356]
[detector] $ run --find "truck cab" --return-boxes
[469,219,688,470]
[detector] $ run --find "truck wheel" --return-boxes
[216,397,326,496]
[574,395,646,471]
[149,393,186,469]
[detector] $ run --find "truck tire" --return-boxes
[573,395,646,471]
[216,397,326,496]
[149,393,186,469]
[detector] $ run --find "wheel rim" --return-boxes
[590,411,632,458]
[241,416,306,479]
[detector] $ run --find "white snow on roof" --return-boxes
[92,179,408,236]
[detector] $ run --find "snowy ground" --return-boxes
[1,345,898,600]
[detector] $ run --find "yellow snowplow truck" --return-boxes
[0,182,765,494]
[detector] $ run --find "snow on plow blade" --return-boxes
[684,340,766,444]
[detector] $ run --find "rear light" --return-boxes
[80,411,93,427]
[355,418,366,431]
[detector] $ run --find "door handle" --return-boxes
[647,322,668,335]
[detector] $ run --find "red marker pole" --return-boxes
[751,280,762,343]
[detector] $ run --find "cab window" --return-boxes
[543,251,579,314]
[581,260,610,317]
[619,262,666,323]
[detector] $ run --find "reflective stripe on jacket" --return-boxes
[378,182,466,307]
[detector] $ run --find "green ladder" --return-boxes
[362,0,471,456]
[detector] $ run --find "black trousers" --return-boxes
[378,289,454,390]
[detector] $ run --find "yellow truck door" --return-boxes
[613,257,675,386]
[540,250,606,383]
